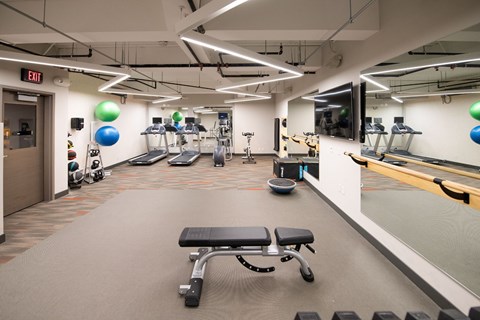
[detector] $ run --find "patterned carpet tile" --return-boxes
[0,155,298,263]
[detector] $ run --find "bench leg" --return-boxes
[284,248,314,282]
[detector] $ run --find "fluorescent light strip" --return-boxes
[360,74,389,91]
[364,51,480,76]
[151,96,182,103]
[224,96,271,103]
[315,88,351,98]
[391,97,404,103]
[180,31,303,76]
[175,0,249,34]
[216,73,302,92]
[98,75,131,92]
[0,50,128,77]
[101,89,182,103]
[0,50,133,93]
[302,96,327,103]
[392,89,480,99]
[219,89,270,99]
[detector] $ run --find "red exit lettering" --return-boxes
[28,70,41,82]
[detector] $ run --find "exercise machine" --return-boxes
[361,119,406,166]
[242,132,256,164]
[128,123,169,165]
[385,118,445,164]
[213,114,232,167]
[178,226,315,307]
[168,118,201,166]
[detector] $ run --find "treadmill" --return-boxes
[128,123,169,165]
[168,120,201,166]
[361,121,406,166]
[385,118,445,164]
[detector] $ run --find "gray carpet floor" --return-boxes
[0,189,439,320]
[362,190,480,296]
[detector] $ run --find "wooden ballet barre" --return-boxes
[345,152,480,210]
[375,152,480,180]
[282,134,320,152]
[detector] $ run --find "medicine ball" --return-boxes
[68,149,77,160]
[68,171,84,185]
[91,160,100,170]
[68,140,74,149]
[68,161,79,172]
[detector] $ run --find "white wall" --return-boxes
[232,99,275,154]
[405,94,480,166]
[0,62,70,195]
[68,73,148,169]
[287,98,315,155]
[277,0,480,312]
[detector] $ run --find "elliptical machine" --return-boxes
[213,114,233,167]
[242,132,256,164]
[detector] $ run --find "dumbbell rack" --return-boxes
[84,142,106,184]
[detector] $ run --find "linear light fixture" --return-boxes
[0,49,135,94]
[0,50,129,78]
[391,96,404,103]
[392,89,480,99]
[180,31,303,77]
[97,74,131,92]
[216,73,302,92]
[224,96,271,103]
[100,89,182,103]
[175,0,250,35]
[301,96,327,103]
[360,74,389,91]
[363,51,480,76]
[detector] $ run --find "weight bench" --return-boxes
[178,226,315,307]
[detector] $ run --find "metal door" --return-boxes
[2,90,44,216]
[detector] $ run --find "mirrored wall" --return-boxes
[360,23,480,296]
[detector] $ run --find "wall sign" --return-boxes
[21,68,43,84]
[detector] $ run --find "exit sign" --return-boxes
[21,68,43,84]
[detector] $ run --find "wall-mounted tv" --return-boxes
[314,82,355,140]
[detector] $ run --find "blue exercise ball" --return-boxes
[95,126,120,146]
[470,125,480,145]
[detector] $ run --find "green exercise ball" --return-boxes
[172,111,184,122]
[470,100,480,121]
[95,100,120,122]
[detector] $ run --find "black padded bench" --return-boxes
[178,226,315,307]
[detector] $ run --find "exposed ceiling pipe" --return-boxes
[0,0,119,64]
[184,41,204,67]
[302,0,376,64]
[217,53,268,78]
[47,48,93,58]
[408,51,462,56]
[187,0,205,34]
[0,0,161,88]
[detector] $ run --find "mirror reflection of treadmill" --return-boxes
[168,119,205,166]
[386,117,445,164]
[361,118,406,166]
[128,123,171,165]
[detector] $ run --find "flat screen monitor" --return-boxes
[218,112,229,120]
[374,117,382,124]
[314,82,355,140]
[394,116,404,123]
[365,116,372,123]
[152,117,162,124]
[185,117,195,124]
[164,118,172,125]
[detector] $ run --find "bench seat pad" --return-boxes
[179,227,272,247]
[275,227,314,246]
